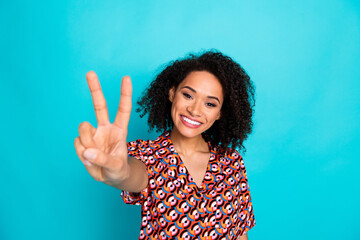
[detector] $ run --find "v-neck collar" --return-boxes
[163,131,220,192]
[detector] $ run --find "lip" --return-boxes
[180,115,202,128]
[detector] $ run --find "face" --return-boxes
[169,71,223,139]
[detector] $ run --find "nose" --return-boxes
[187,100,202,117]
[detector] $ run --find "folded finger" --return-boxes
[74,137,92,167]
[78,121,96,148]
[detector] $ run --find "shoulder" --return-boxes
[212,146,249,180]
[215,146,243,167]
[127,131,171,156]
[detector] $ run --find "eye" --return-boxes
[206,102,217,107]
[182,92,192,99]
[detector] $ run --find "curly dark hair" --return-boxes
[137,50,255,152]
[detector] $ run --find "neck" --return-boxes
[170,128,209,155]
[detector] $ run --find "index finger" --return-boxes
[114,76,132,130]
[86,71,110,125]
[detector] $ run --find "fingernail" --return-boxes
[84,149,97,160]
[84,160,92,167]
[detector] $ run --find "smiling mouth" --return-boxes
[181,115,202,126]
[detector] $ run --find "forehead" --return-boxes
[177,71,223,98]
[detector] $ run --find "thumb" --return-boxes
[82,148,108,182]
[83,148,106,166]
[83,147,122,170]
[83,147,128,183]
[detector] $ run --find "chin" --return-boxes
[175,124,209,139]
[180,130,203,139]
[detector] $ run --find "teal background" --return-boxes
[1,0,359,239]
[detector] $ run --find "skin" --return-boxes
[168,71,223,187]
[74,71,147,192]
[74,70,248,239]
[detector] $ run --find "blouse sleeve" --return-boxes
[226,149,255,235]
[234,149,256,235]
[120,139,154,206]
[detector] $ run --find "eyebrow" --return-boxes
[181,86,221,104]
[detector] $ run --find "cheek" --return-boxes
[171,94,189,114]
[170,103,178,123]
[211,109,222,122]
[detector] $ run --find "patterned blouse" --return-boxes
[121,131,255,240]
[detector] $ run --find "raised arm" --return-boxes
[74,71,148,192]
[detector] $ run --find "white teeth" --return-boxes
[182,116,201,125]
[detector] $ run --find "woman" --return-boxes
[74,51,256,239]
